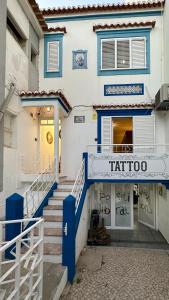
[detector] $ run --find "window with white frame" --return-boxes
[101,37,146,70]
[4,113,15,148]
[47,41,59,72]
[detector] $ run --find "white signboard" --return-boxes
[88,153,169,180]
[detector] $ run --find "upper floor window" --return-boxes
[102,37,146,70]
[97,29,150,76]
[7,12,27,52]
[44,34,63,78]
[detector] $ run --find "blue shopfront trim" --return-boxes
[97,29,151,76]
[97,108,152,144]
[44,33,63,78]
[45,11,163,23]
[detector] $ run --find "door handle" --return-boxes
[63,223,68,236]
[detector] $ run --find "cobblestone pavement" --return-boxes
[62,246,169,300]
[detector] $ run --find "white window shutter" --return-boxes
[47,41,59,72]
[133,116,155,153]
[131,38,146,69]
[117,39,130,69]
[101,116,112,153]
[102,40,115,69]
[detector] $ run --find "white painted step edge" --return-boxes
[44,236,62,244]
[44,221,62,229]
[43,210,63,216]
[49,200,63,206]
[43,255,62,264]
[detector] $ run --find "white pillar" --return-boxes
[54,103,59,182]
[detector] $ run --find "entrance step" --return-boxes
[43,215,63,222]
[53,191,70,197]
[34,227,62,236]
[45,204,63,210]
[48,199,63,206]
[44,221,62,229]
[44,243,62,255]
[43,209,63,216]
[58,184,74,189]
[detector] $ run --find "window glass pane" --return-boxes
[41,120,48,125]
[102,40,115,69]
[117,39,130,69]
[132,39,146,69]
[48,120,54,125]
[112,117,133,153]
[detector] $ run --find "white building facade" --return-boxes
[1,0,169,243]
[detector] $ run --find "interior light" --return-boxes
[47,107,51,112]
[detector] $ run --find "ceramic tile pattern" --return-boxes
[66,247,169,300]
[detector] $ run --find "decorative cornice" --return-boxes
[42,1,165,16]
[93,21,156,32]
[93,103,154,110]
[44,27,67,34]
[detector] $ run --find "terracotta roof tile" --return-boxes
[28,0,48,31]
[42,1,165,16]
[93,103,154,109]
[93,21,156,32]
[20,90,72,111]
[45,27,67,33]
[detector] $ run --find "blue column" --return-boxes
[62,195,76,283]
[5,193,24,259]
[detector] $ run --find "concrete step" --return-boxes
[43,210,63,216]
[48,199,63,206]
[44,236,62,244]
[34,227,62,236]
[58,184,74,189]
[43,254,62,264]
[53,191,70,197]
[44,243,62,255]
[49,196,65,200]
[43,215,63,222]
[44,204,63,210]
[44,221,62,228]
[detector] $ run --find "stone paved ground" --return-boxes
[62,246,169,300]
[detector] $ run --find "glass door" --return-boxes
[114,184,133,229]
[138,184,156,229]
[99,183,112,228]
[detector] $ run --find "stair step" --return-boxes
[45,205,63,210]
[56,189,72,192]
[43,215,63,222]
[58,184,74,189]
[43,210,63,216]
[48,199,63,206]
[44,243,62,255]
[44,221,62,228]
[53,191,69,197]
[44,255,62,264]
[44,236,62,243]
[34,227,62,236]
[49,196,65,200]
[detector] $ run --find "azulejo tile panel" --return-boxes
[104,83,144,96]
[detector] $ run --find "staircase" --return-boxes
[42,180,74,263]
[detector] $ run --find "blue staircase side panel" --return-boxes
[75,183,89,235]
[5,193,24,259]
[62,194,76,283]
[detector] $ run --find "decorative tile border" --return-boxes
[104,83,144,96]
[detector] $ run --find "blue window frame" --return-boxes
[97,29,151,76]
[44,33,63,78]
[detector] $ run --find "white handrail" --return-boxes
[0,218,44,299]
[71,159,85,214]
[23,160,56,218]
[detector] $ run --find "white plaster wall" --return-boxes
[158,185,169,243]
[76,190,90,262]
[39,14,164,178]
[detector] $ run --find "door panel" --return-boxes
[115,184,133,228]
[138,184,156,229]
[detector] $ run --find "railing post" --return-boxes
[5,193,24,259]
[62,195,76,283]
[83,152,88,182]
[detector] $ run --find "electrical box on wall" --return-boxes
[155,83,169,110]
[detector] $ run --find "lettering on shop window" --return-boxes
[109,160,147,172]
[99,192,111,215]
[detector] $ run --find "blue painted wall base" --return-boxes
[5,193,24,259]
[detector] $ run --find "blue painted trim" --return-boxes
[104,83,144,96]
[5,193,24,259]
[45,10,163,23]
[21,97,70,113]
[87,179,169,184]
[44,33,63,78]
[97,29,150,76]
[97,109,152,145]
[83,152,88,182]
[62,195,76,283]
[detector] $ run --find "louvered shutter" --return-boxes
[133,116,155,153]
[47,41,59,72]
[102,40,115,69]
[131,38,146,69]
[117,39,130,68]
[101,116,112,153]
